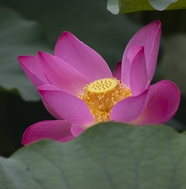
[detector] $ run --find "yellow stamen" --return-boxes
[79,78,132,123]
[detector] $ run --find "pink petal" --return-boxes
[22,120,73,146]
[38,84,95,126]
[42,100,63,120]
[54,32,112,82]
[122,20,161,83]
[71,124,85,137]
[129,46,149,96]
[110,90,149,123]
[113,60,121,80]
[17,56,50,87]
[121,45,146,87]
[38,51,89,96]
[131,80,181,125]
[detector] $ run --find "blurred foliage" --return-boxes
[107,0,186,14]
[161,34,186,96]
[0,5,51,101]
[0,93,53,157]
[1,122,186,189]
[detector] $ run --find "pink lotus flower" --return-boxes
[18,20,180,145]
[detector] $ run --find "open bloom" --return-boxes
[18,20,180,145]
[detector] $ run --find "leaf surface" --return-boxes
[0,6,51,100]
[1,122,186,189]
[107,0,186,14]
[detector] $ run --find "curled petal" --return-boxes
[71,124,85,137]
[122,20,161,83]
[42,100,63,120]
[110,90,149,123]
[54,32,112,82]
[113,60,121,80]
[38,84,95,126]
[37,81,61,120]
[129,46,149,96]
[131,80,181,125]
[22,120,73,145]
[17,55,50,87]
[38,51,89,96]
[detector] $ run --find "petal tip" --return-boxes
[59,31,73,39]
[17,55,22,60]
[149,20,161,28]
[17,55,29,63]
[38,51,49,57]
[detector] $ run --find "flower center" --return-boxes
[79,78,131,122]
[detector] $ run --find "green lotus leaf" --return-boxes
[1,122,186,189]
[107,0,186,14]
